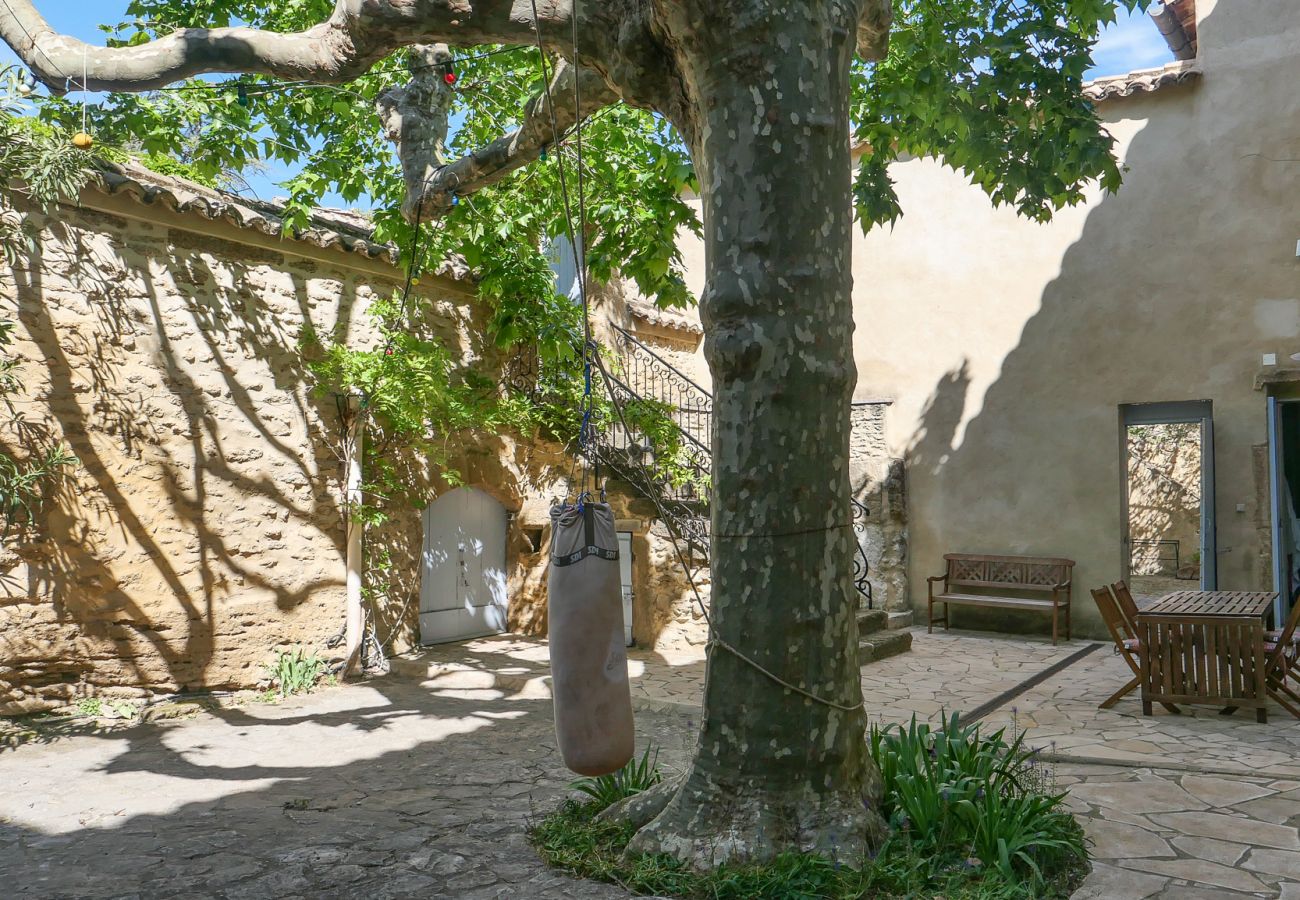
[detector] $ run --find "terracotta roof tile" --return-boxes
[1172,0,1197,54]
[91,162,471,282]
[1082,59,1202,103]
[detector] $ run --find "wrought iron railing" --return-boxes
[505,327,874,607]
[609,325,712,448]
[1126,538,1182,577]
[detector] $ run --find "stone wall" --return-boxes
[0,180,483,713]
[1126,423,1202,578]
[7,163,919,711]
[850,403,909,611]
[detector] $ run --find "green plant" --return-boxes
[570,744,662,807]
[301,290,538,512]
[531,797,1082,899]
[957,786,1084,886]
[530,715,1087,899]
[619,397,710,495]
[266,647,328,698]
[74,697,103,717]
[0,438,77,535]
[869,712,1085,893]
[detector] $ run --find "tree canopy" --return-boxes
[1,0,1153,870]
[21,0,1142,361]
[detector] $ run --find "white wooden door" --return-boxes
[617,531,634,646]
[419,487,509,644]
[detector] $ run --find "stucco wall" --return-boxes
[663,1,1297,640]
[0,185,482,712]
[851,0,1300,637]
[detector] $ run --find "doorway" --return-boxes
[617,531,634,646]
[419,487,509,645]
[1120,401,1216,603]
[1268,397,1300,623]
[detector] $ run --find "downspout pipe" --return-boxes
[342,393,365,677]
[1148,1,1195,61]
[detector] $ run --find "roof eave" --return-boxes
[1081,58,1202,103]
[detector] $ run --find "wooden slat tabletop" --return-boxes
[1141,590,1276,618]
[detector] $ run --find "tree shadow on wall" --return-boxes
[1,211,372,697]
[897,0,1290,636]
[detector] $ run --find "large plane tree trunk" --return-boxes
[0,0,889,871]
[614,0,888,866]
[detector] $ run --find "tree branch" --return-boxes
[376,44,458,221]
[379,54,618,221]
[0,0,575,93]
[857,0,892,62]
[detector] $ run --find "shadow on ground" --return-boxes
[0,678,695,899]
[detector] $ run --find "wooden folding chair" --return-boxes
[1091,585,1178,713]
[1266,601,1300,678]
[1111,580,1141,632]
[1265,600,1300,719]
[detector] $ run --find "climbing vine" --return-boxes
[301,288,539,517]
[0,69,91,537]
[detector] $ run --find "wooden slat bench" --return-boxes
[927,553,1075,645]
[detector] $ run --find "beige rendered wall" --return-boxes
[667,0,1298,639]
[853,0,1300,638]
[0,186,481,712]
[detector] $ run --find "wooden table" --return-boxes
[1136,591,1277,723]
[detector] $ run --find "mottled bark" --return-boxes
[375,45,456,221]
[619,0,887,867]
[379,53,618,221]
[0,0,580,93]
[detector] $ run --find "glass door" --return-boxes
[1120,401,1216,603]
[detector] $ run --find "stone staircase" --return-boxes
[857,608,913,664]
[510,325,911,664]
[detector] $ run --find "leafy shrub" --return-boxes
[870,712,1085,892]
[570,745,662,807]
[266,648,328,698]
[71,697,138,719]
[530,713,1088,899]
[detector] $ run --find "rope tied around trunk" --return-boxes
[587,353,864,715]
[522,4,861,716]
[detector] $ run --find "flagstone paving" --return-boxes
[0,681,684,900]
[2,627,1298,898]
[402,628,1300,776]
[399,628,1300,897]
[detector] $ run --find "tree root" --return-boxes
[596,775,682,830]
[601,770,887,870]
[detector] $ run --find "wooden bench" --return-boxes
[927,553,1075,645]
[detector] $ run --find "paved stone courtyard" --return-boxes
[1,627,1298,898]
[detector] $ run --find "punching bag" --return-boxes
[548,502,635,776]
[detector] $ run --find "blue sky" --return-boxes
[2,3,1174,209]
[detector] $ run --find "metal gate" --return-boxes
[419,487,509,645]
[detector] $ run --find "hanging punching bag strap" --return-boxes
[552,503,619,567]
